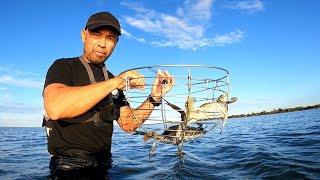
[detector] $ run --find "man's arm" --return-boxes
[117,98,158,133]
[117,70,175,132]
[44,70,145,120]
[43,78,118,120]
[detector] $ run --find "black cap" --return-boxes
[85,12,121,35]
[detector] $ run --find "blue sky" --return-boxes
[0,0,319,127]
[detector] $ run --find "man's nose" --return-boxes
[97,37,107,47]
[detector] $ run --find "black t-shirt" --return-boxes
[44,57,127,159]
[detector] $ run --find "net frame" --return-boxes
[121,64,231,143]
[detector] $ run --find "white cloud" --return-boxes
[0,75,43,89]
[149,30,244,51]
[0,92,43,127]
[212,30,244,45]
[120,0,245,50]
[0,94,42,114]
[0,113,43,127]
[0,94,12,102]
[0,66,45,127]
[0,65,43,89]
[226,0,264,12]
[0,65,40,77]
[121,29,146,43]
[177,0,212,21]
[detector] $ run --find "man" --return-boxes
[43,11,174,178]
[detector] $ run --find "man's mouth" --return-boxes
[95,51,106,56]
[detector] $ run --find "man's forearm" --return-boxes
[118,98,158,132]
[44,77,120,120]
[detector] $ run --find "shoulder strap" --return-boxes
[79,56,97,84]
[79,56,113,104]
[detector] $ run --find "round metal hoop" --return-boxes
[122,64,231,143]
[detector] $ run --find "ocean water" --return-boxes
[1,109,320,180]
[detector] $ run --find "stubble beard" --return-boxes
[84,50,108,65]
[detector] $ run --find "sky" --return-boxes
[0,0,319,127]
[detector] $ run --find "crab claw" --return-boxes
[228,97,238,104]
[144,134,152,142]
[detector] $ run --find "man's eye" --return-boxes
[107,36,117,42]
[92,32,100,36]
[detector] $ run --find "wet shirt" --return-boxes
[44,57,127,160]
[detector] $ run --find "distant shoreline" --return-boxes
[1,104,319,128]
[229,104,320,118]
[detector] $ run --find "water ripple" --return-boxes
[1,109,320,179]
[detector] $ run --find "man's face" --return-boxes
[81,26,119,65]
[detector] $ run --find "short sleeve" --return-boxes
[43,59,73,90]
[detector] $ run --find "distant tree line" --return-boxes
[229,104,320,118]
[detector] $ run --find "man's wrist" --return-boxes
[116,76,125,89]
[147,94,161,107]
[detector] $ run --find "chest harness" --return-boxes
[42,56,120,127]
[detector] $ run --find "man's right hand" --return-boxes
[116,70,146,91]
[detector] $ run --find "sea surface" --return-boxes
[0,109,320,180]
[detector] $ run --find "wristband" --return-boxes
[148,95,161,107]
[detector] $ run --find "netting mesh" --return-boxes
[122,65,231,144]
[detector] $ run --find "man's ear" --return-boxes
[81,29,86,42]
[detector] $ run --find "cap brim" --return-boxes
[86,22,121,35]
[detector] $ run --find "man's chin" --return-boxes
[91,55,107,64]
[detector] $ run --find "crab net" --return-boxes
[121,65,231,144]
